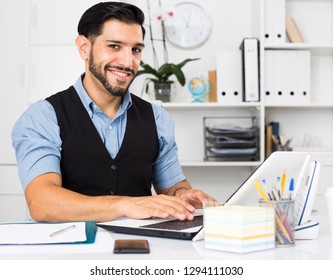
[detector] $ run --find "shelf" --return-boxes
[264,103,333,109]
[264,44,333,55]
[180,161,261,167]
[161,102,333,109]
[161,102,262,109]
[287,0,333,3]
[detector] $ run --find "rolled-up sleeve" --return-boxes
[11,100,62,190]
[151,104,185,190]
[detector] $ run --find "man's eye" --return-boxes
[133,47,142,53]
[108,44,119,49]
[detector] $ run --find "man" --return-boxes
[12,2,215,223]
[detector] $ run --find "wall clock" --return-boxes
[164,2,212,49]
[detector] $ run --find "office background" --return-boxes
[0,0,332,221]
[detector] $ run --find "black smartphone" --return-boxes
[113,239,150,254]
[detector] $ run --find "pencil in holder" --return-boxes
[259,199,295,247]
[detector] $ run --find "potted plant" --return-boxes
[136,58,200,102]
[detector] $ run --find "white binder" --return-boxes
[297,51,311,103]
[275,50,296,103]
[264,50,311,105]
[264,50,275,104]
[240,38,260,102]
[216,50,242,104]
[264,0,286,44]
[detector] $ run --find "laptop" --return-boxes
[97,151,313,241]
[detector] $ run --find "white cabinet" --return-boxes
[30,0,99,45]
[0,0,30,164]
[0,0,30,221]
[0,166,28,222]
[28,0,97,102]
[29,46,84,103]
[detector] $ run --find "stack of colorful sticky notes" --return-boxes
[204,205,275,253]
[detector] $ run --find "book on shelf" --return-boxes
[286,17,304,43]
[265,124,272,158]
[208,70,217,102]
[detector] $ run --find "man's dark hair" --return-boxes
[78,2,146,41]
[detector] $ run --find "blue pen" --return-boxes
[288,178,295,200]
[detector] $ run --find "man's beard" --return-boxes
[89,52,135,97]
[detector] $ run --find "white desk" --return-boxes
[1,215,332,260]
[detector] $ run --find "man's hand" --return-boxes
[174,188,217,209]
[120,194,196,220]
[157,180,217,211]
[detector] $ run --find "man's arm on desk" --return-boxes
[25,173,197,223]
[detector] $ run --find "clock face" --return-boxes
[164,2,212,48]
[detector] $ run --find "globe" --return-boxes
[188,76,210,102]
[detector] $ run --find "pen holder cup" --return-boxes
[259,200,295,247]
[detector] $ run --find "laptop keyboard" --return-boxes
[140,215,203,230]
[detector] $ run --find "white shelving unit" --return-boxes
[160,0,333,206]
[261,0,333,151]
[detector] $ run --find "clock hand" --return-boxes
[182,12,191,28]
[185,13,192,28]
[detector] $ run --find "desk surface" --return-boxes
[1,215,332,260]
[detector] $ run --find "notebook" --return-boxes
[97,151,314,241]
[0,221,97,245]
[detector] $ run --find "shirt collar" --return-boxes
[73,74,132,118]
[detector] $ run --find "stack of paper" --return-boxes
[204,205,275,253]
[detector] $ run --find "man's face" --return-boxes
[88,19,145,97]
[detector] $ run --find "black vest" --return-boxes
[46,86,159,196]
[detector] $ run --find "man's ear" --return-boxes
[75,35,91,60]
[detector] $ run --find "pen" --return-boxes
[280,134,286,146]
[275,214,292,243]
[281,170,286,197]
[261,179,271,198]
[271,187,279,201]
[50,224,76,237]
[254,180,269,201]
[288,178,295,200]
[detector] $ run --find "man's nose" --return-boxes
[117,48,133,68]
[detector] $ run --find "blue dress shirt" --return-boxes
[12,75,185,191]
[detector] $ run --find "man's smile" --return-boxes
[106,66,135,82]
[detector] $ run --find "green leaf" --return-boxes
[171,65,186,86]
[177,58,200,69]
[136,58,200,86]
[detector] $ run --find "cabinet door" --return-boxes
[0,166,28,222]
[30,0,101,45]
[0,0,30,164]
[0,196,28,222]
[29,46,84,103]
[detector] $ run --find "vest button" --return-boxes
[110,164,117,171]
[110,190,116,195]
